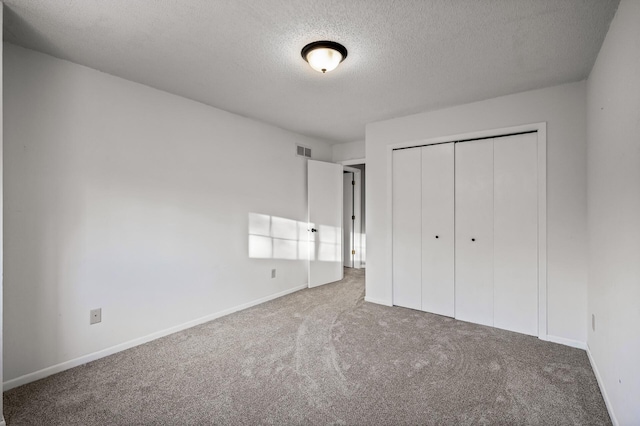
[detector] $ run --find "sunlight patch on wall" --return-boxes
[249,213,308,260]
[248,213,339,261]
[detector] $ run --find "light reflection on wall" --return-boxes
[248,213,340,261]
[316,224,340,261]
[354,232,367,266]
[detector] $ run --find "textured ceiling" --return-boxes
[3,0,619,144]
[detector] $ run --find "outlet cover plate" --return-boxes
[90,308,102,325]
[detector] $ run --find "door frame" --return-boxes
[386,122,548,339]
[339,158,366,166]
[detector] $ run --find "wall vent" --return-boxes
[296,145,312,158]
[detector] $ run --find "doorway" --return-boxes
[343,164,365,269]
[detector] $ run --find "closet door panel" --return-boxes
[392,148,422,310]
[421,143,455,317]
[455,139,494,327]
[494,133,538,336]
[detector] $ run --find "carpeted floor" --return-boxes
[4,268,610,425]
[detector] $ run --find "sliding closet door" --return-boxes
[421,143,455,317]
[455,139,494,327]
[493,133,538,336]
[392,148,421,310]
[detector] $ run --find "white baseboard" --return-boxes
[364,296,393,307]
[0,416,5,426]
[3,284,308,391]
[586,344,618,426]
[539,334,587,350]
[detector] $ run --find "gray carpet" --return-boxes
[4,268,610,425]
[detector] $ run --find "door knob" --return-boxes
[435,235,439,239]
[471,238,476,242]
[311,228,318,232]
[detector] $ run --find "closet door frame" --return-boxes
[387,122,547,339]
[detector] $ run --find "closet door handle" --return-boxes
[471,238,476,242]
[435,235,439,239]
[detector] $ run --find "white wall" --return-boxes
[366,82,588,345]
[586,0,640,424]
[3,44,332,386]
[333,140,365,163]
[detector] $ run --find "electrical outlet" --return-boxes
[90,308,102,325]
[592,314,595,331]
[271,269,276,279]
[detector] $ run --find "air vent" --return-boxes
[296,145,312,158]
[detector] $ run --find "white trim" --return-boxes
[587,344,619,426]
[386,122,548,336]
[364,296,393,307]
[3,284,308,391]
[539,334,586,350]
[339,158,366,166]
[537,123,548,339]
[386,141,395,304]
[1,5,5,424]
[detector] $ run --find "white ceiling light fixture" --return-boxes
[301,41,348,74]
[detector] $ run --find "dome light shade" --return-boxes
[301,41,348,73]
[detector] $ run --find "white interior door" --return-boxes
[493,133,538,336]
[455,139,494,327]
[353,172,362,269]
[421,143,455,317]
[392,148,421,310]
[308,160,343,287]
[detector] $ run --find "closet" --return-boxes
[392,132,538,336]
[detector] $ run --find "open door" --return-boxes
[308,160,343,287]
[343,167,363,269]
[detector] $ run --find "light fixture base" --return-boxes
[301,41,348,73]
